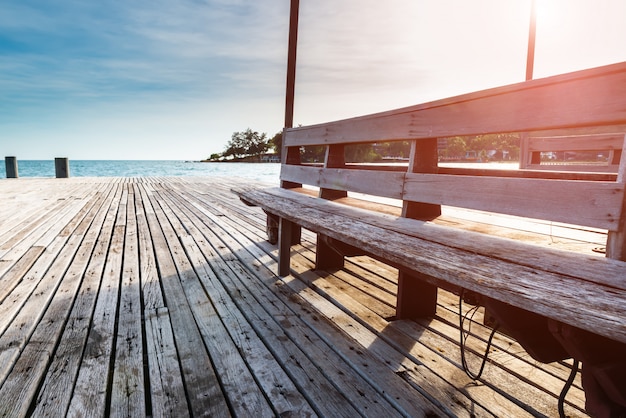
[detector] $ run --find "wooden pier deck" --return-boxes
[0,177,591,417]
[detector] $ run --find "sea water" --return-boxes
[1,160,281,185]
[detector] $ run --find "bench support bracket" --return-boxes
[395,271,438,319]
[278,218,295,276]
[315,235,346,270]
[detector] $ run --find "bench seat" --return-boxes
[235,186,626,345]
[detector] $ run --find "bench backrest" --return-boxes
[520,132,624,172]
[280,61,626,261]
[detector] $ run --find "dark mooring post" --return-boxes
[55,158,70,178]
[5,156,18,178]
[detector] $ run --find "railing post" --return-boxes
[55,158,70,178]
[396,139,440,319]
[402,139,442,219]
[5,156,18,178]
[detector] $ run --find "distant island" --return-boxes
[201,153,280,163]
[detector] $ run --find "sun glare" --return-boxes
[534,0,559,27]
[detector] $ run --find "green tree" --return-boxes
[444,137,467,158]
[269,131,283,156]
[300,146,325,163]
[223,128,268,159]
[345,144,381,162]
[385,141,411,158]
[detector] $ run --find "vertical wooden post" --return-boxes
[526,0,537,81]
[396,138,439,319]
[281,145,302,190]
[55,158,70,178]
[402,139,442,220]
[275,0,302,256]
[315,144,348,270]
[606,134,626,261]
[611,149,622,166]
[280,144,303,245]
[281,0,303,190]
[319,145,348,200]
[519,132,530,168]
[5,156,18,178]
[522,1,536,171]
[284,0,299,130]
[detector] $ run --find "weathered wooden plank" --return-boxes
[111,186,146,417]
[0,184,116,417]
[527,133,624,152]
[30,184,121,417]
[438,166,618,181]
[0,184,102,273]
[0,240,67,340]
[157,185,325,416]
[285,262,537,417]
[152,190,276,417]
[67,187,128,417]
[135,184,167,312]
[279,164,322,187]
[528,133,624,152]
[523,163,619,172]
[403,173,624,231]
[284,61,626,147]
[244,186,626,291]
[269,232,563,416]
[439,206,607,250]
[0,194,76,251]
[139,184,230,418]
[0,184,110,370]
[144,308,190,418]
[173,185,448,417]
[0,245,45,305]
[134,184,190,418]
[280,165,406,200]
[162,186,387,417]
[0,181,88,241]
[319,168,404,199]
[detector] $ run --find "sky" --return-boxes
[1,0,625,160]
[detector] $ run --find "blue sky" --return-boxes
[1,0,625,160]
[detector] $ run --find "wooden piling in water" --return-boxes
[55,157,70,178]
[5,156,18,178]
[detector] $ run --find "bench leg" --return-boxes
[266,212,301,246]
[278,218,294,276]
[395,271,438,319]
[315,234,345,270]
[265,212,279,244]
[290,224,302,246]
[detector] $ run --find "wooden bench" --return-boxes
[234,61,626,416]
